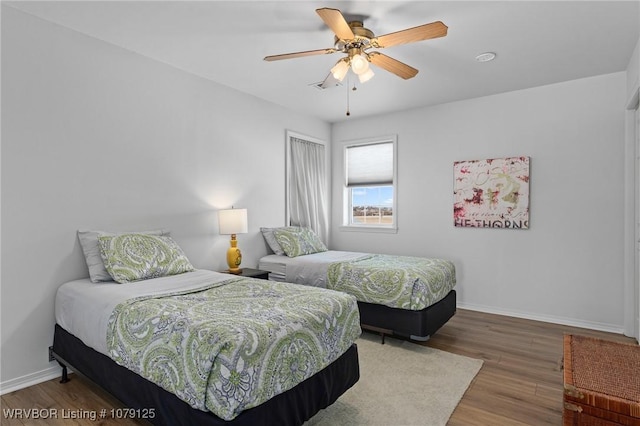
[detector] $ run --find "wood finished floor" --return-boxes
[1,308,636,425]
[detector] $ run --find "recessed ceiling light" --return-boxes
[475,52,496,62]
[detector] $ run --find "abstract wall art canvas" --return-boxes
[453,156,530,229]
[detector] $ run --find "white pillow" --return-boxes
[78,229,170,282]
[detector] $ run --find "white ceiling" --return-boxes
[7,1,640,123]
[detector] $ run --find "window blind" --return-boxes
[346,142,394,187]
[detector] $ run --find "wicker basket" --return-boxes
[563,334,640,426]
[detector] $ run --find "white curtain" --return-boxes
[289,137,329,244]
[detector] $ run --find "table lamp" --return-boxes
[218,208,248,274]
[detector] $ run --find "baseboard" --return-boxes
[0,365,62,395]
[457,302,625,335]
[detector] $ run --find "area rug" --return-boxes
[306,333,483,426]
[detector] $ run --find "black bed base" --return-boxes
[358,289,456,343]
[52,325,359,426]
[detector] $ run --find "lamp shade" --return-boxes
[218,208,248,235]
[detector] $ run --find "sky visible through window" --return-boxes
[352,186,393,207]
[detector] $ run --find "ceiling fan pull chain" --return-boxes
[346,75,351,116]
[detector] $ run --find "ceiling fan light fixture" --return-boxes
[358,68,375,83]
[350,54,370,75]
[331,59,350,81]
[264,8,449,89]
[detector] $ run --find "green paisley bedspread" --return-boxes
[327,255,456,310]
[106,277,361,420]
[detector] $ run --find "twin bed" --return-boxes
[53,227,456,425]
[259,226,457,343]
[52,232,361,425]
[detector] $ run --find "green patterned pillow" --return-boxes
[98,234,194,283]
[273,227,327,257]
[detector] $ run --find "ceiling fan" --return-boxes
[264,7,448,84]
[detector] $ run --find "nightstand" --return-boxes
[221,268,270,280]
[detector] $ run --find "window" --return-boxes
[342,136,397,232]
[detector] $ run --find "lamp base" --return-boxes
[226,236,243,274]
[226,268,243,274]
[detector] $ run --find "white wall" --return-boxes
[0,6,329,389]
[331,72,627,331]
[627,38,639,98]
[623,37,639,339]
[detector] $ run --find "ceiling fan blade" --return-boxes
[368,52,418,79]
[264,48,336,62]
[373,21,448,48]
[316,8,355,40]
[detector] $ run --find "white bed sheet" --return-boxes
[259,251,368,288]
[258,256,288,282]
[55,269,231,356]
